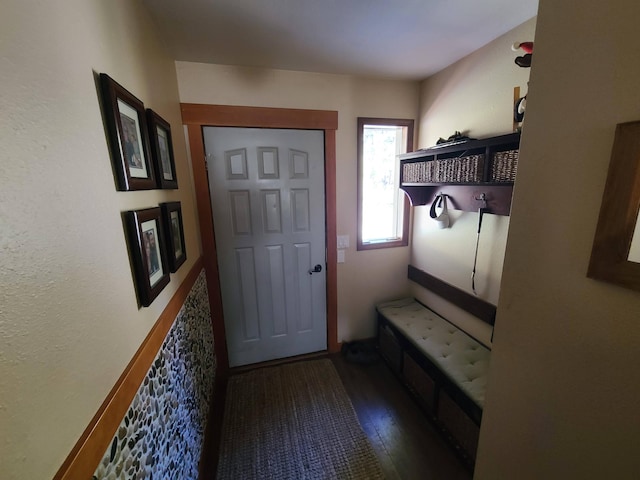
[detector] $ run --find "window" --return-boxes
[357,117,414,250]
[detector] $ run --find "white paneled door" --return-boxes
[203,127,327,367]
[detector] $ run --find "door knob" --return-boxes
[308,264,323,275]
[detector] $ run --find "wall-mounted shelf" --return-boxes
[399,132,520,216]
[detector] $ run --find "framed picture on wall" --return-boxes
[160,202,187,272]
[100,73,157,190]
[147,109,178,189]
[124,207,170,307]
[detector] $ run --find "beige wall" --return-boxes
[176,62,420,340]
[0,1,200,478]
[476,1,640,478]
[418,17,537,148]
[412,18,536,345]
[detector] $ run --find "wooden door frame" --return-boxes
[181,103,339,375]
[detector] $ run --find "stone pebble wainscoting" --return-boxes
[93,270,215,480]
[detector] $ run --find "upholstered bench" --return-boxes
[377,297,490,408]
[376,297,491,467]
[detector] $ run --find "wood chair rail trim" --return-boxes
[53,257,205,480]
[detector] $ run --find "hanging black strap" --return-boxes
[471,207,487,295]
[472,232,481,295]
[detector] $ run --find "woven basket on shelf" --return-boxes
[490,149,519,182]
[403,154,484,183]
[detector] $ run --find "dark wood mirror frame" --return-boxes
[588,120,640,291]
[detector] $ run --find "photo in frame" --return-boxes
[147,109,178,189]
[100,73,157,190]
[160,202,187,272]
[124,207,170,307]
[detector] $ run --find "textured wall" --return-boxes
[176,63,420,341]
[0,1,201,478]
[412,18,536,346]
[476,1,640,478]
[93,271,214,480]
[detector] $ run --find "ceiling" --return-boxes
[143,0,538,80]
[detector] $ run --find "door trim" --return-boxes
[182,103,339,375]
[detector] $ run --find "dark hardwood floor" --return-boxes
[331,353,472,480]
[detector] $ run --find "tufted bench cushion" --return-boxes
[376,298,490,409]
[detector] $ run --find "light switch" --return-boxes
[337,249,346,263]
[337,235,350,249]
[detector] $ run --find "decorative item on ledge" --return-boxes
[399,132,520,216]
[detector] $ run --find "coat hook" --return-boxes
[475,193,487,208]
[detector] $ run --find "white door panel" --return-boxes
[204,127,326,367]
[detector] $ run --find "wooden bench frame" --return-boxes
[376,265,495,468]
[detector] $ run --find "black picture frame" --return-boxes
[124,207,170,307]
[100,73,156,191]
[160,202,187,272]
[147,109,179,189]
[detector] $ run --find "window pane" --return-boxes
[362,125,407,243]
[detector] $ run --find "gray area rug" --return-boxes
[216,358,385,479]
